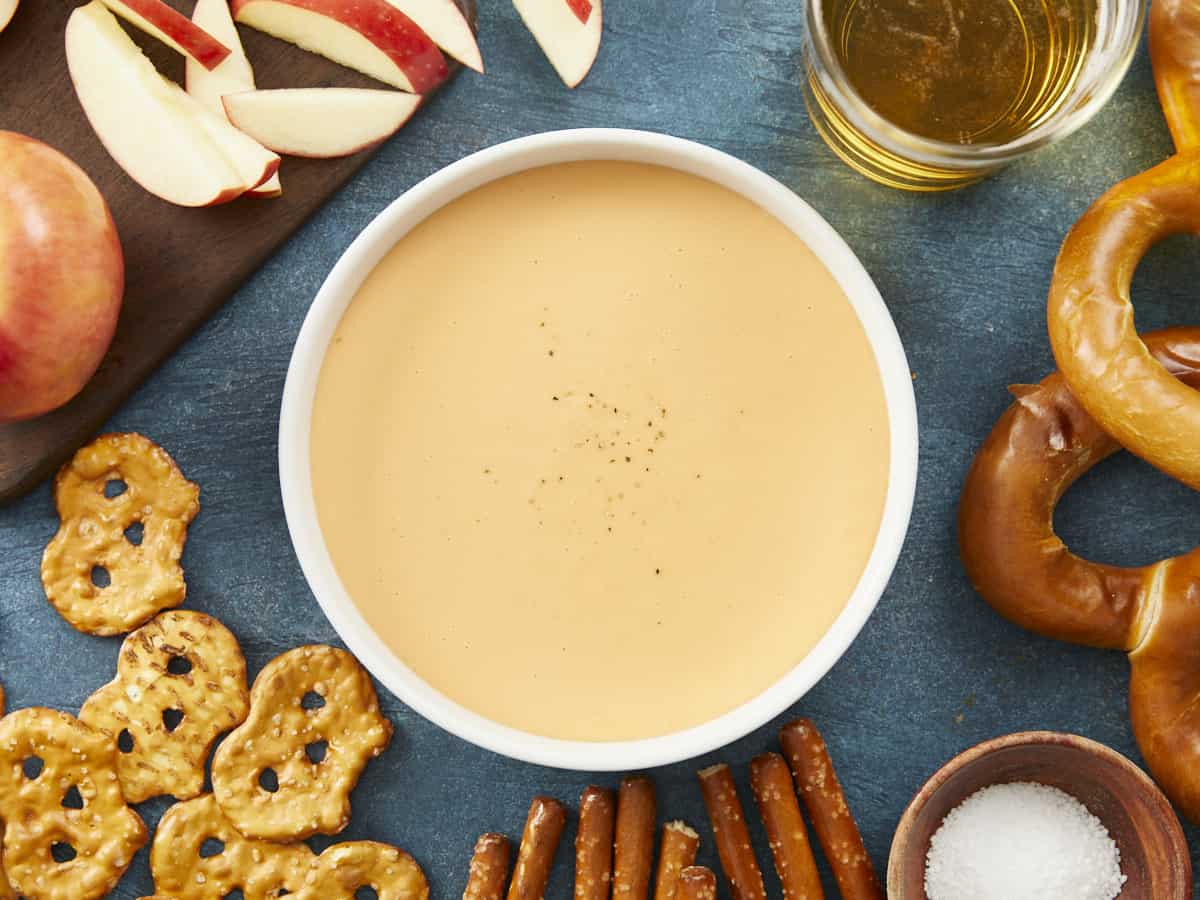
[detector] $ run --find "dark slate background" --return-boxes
[3,1,1200,896]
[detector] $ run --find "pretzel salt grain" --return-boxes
[465,833,512,900]
[749,753,824,900]
[676,867,718,900]
[507,796,567,900]
[41,433,200,636]
[211,645,393,840]
[0,707,147,900]
[780,720,882,900]
[652,821,699,900]
[613,776,656,900]
[150,793,316,899]
[80,610,249,803]
[697,764,766,900]
[298,841,429,900]
[575,786,615,900]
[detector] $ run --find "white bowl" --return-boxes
[279,129,919,771]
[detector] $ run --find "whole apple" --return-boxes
[0,131,123,423]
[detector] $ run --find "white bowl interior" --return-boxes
[279,128,919,771]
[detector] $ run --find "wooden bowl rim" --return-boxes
[886,730,1191,897]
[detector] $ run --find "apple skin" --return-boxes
[0,132,123,423]
[0,0,18,34]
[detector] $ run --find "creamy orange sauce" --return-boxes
[311,161,889,741]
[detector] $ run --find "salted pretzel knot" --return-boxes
[1047,1,1200,489]
[960,327,1200,822]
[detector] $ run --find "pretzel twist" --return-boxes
[1151,0,1200,153]
[961,327,1200,822]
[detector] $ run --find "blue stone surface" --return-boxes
[3,3,1200,896]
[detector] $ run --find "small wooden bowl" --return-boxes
[887,731,1192,899]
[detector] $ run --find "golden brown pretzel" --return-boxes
[575,786,615,900]
[676,867,717,900]
[960,327,1200,822]
[652,821,699,900]
[466,833,512,900]
[1151,0,1200,153]
[1047,153,1200,490]
[1047,1,1200,490]
[697,764,766,900]
[613,776,656,900]
[507,796,567,900]
[749,753,824,900]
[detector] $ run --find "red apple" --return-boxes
[513,0,602,88]
[0,132,124,423]
[99,0,231,69]
[232,0,449,94]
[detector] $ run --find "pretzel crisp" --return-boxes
[749,753,824,900]
[507,796,567,900]
[652,821,699,900]
[0,684,12,900]
[676,867,718,900]
[575,786,615,900]
[150,793,316,899]
[80,610,250,803]
[960,327,1200,822]
[41,433,200,636]
[465,833,512,900]
[211,645,393,840]
[697,764,766,900]
[0,707,148,900]
[613,776,656,900]
[298,841,429,900]
[780,720,882,900]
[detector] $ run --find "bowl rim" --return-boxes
[278,127,919,771]
[886,730,1192,895]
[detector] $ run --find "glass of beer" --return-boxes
[803,0,1147,191]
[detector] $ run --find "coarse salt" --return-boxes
[924,782,1126,900]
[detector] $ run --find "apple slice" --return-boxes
[66,1,279,207]
[232,0,449,94]
[0,0,18,34]
[187,0,282,197]
[98,0,230,69]
[381,0,481,73]
[223,88,421,157]
[512,0,601,88]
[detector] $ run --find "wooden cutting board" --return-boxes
[0,0,473,504]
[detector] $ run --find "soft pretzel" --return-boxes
[613,776,656,900]
[749,753,823,900]
[1047,2,1200,490]
[652,821,699,900]
[960,327,1200,821]
[507,796,567,900]
[1150,0,1200,153]
[697,764,766,900]
[465,833,512,900]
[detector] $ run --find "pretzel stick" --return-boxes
[1150,0,1200,153]
[749,753,824,900]
[575,786,616,900]
[697,764,767,900]
[613,775,656,899]
[780,720,883,900]
[652,820,700,900]
[465,833,512,900]
[676,867,718,900]
[507,796,567,900]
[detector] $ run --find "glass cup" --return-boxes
[802,0,1148,191]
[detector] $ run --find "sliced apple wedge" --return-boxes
[0,0,18,34]
[66,1,279,207]
[513,0,601,88]
[223,88,421,158]
[381,0,481,73]
[187,0,282,197]
[99,0,230,69]
[232,0,449,94]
